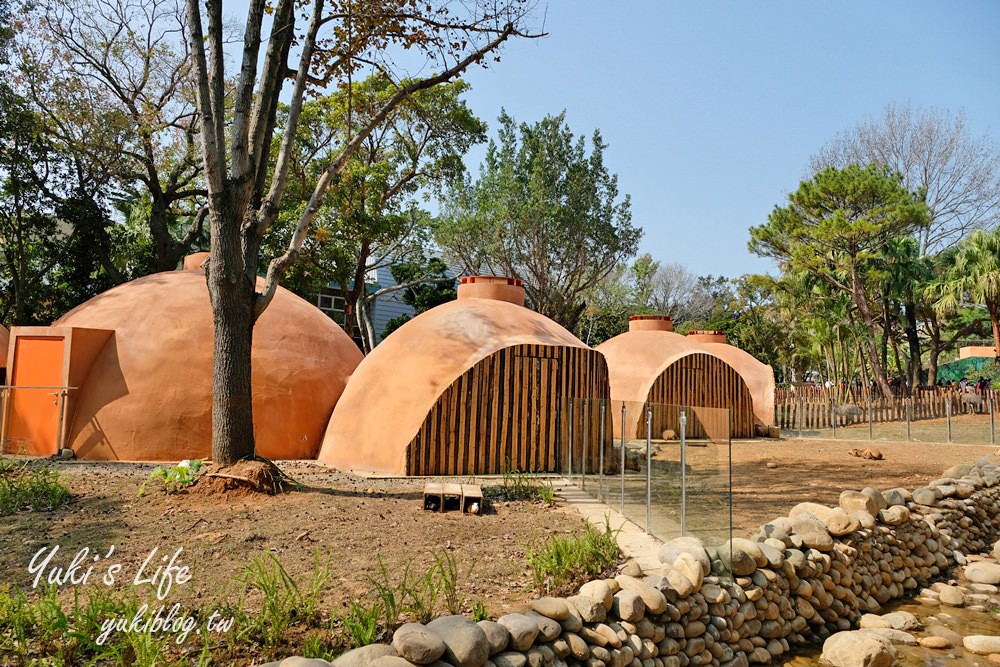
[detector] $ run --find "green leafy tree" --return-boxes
[263,76,486,351]
[16,0,206,272]
[185,0,538,464]
[749,164,930,398]
[380,257,456,339]
[577,254,659,345]
[436,110,641,331]
[927,228,1000,359]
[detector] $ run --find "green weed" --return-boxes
[525,520,621,595]
[0,458,71,515]
[139,458,205,496]
[237,550,331,647]
[343,599,382,647]
[470,599,488,622]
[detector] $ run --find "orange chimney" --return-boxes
[182,252,210,271]
[457,276,525,307]
[628,315,673,332]
[687,329,727,344]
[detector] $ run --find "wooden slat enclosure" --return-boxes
[645,352,755,439]
[407,344,612,476]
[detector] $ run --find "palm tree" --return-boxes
[927,229,1000,359]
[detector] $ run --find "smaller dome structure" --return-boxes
[320,276,611,475]
[597,317,757,439]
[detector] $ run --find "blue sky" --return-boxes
[447,1,1000,279]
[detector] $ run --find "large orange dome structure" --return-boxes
[319,276,611,476]
[18,268,364,461]
[596,317,759,439]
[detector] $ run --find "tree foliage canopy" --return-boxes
[436,109,640,331]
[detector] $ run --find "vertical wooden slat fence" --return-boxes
[407,343,611,476]
[646,352,755,439]
[774,388,996,430]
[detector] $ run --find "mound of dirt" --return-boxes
[190,459,288,496]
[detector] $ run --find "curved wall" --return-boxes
[56,271,362,461]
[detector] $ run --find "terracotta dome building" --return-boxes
[319,276,611,476]
[687,331,775,431]
[3,264,362,460]
[596,317,757,440]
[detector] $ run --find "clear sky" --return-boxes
[447,1,1000,279]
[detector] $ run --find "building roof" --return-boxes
[54,270,362,461]
[596,329,705,404]
[318,296,589,473]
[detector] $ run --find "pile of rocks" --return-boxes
[267,454,1000,667]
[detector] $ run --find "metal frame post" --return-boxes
[680,409,688,537]
[568,400,574,478]
[599,401,606,502]
[645,403,652,534]
[581,399,588,488]
[867,397,873,440]
[797,393,804,438]
[946,398,952,443]
[990,391,996,446]
[831,399,837,437]
[905,398,912,441]
[620,403,626,515]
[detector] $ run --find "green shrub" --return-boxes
[138,458,205,496]
[0,458,71,515]
[525,520,622,595]
[236,550,331,648]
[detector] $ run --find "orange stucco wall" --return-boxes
[52,270,362,461]
[959,346,997,359]
[319,296,594,475]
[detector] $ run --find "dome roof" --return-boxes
[55,270,362,461]
[698,341,775,427]
[596,329,705,403]
[318,296,589,473]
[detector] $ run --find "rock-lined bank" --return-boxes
[267,455,1000,667]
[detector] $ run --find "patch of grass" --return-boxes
[483,461,556,504]
[0,458,71,515]
[343,599,381,647]
[236,550,331,648]
[470,599,488,622]
[526,520,622,595]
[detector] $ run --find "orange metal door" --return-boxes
[6,337,65,456]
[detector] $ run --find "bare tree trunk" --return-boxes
[356,294,377,353]
[852,266,894,399]
[206,198,258,464]
[904,302,922,388]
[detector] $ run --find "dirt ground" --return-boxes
[728,437,999,535]
[0,461,586,621]
[3,436,996,619]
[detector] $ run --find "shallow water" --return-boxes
[779,597,1000,667]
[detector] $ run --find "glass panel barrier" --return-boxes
[558,398,733,578]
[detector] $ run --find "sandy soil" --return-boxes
[729,437,998,535]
